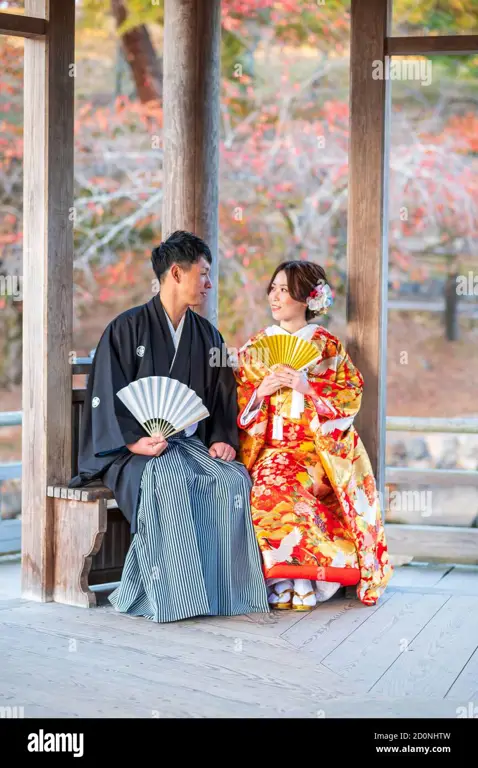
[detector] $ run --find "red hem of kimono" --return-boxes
[263,564,361,585]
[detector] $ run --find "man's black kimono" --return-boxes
[69,295,239,534]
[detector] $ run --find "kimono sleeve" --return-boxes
[238,391,263,427]
[233,342,269,436]
[81,318,146,457]
[307,337,364,423]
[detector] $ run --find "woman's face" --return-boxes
[268,270,306,323]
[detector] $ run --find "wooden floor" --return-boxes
[1,560,478,718]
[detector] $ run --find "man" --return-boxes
[69,230,269,622]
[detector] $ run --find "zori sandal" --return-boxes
[268,580,293,609]
[292,579,317,611]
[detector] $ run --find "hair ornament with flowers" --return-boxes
[306,279,334,315]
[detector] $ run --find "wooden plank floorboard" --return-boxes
[293,695,467,718]
[444,647,478,702]
[0,598,28,611]
[2,657,265,719]
[1,565,477,718]
[0,602,329,676]
[4,662,465,719]
[0,608,359,701]
[386,585,478,597]
[202,609,310,638]
[0,596,310,639]
[2,668,142,719]
[0,623,353,718]
[281,592,394,659]
[370,595,478,698]
[433,567,478,595]
[389,564,452,589]
[320,593,449,690]
[2,628,466,719]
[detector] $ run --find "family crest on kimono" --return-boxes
[234,260,393,610]
[69,230,270,623]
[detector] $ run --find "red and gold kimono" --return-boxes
[234,323,393,606]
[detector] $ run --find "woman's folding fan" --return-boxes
[244,335,320,372]
[116,376,209,439]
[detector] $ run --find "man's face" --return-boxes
[177,256,212,306]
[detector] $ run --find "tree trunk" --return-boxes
[111,0,163,104]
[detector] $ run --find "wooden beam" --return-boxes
[387,415,478,434]
[0,11,47,39]
[386,467,478,487]
[346,0,391,495]
[162,0,221,326]
[21,0,75,602]
[386,35,478,57]
[386,524,478,566]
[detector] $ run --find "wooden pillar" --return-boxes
[21,0,75,601]
[346,0,391,496]
[162,0,221,325]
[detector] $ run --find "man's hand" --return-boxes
[209,442,236,461]
[126,435,168,457]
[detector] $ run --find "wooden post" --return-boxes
[346,0,391,495]
[162,0,221,326]
[21,0,75,601]
[444,270,459,341]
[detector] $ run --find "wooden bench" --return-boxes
[46,359,131,607]
[44,361,355,609]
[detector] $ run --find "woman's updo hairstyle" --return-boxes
[267,260,330,321]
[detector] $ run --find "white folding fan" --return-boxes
[116,376,209,439]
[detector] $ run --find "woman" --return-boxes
[234,261,393,610]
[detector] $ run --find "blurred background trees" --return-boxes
[0,0,477,389]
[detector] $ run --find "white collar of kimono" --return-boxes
[164,310,186,348]
[265,323,317,341]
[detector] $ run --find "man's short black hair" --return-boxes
[151,230,212,282]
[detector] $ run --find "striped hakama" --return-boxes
[108,434,270,622]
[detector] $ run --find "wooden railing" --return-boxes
[1,363,478,555]
[0,410,21,482]
[2,390,478,483]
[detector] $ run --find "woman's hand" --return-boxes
[274,365,314,395]
[126,435,168,457]
[256,372,283,399]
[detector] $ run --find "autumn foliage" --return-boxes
[0,2,478,348]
